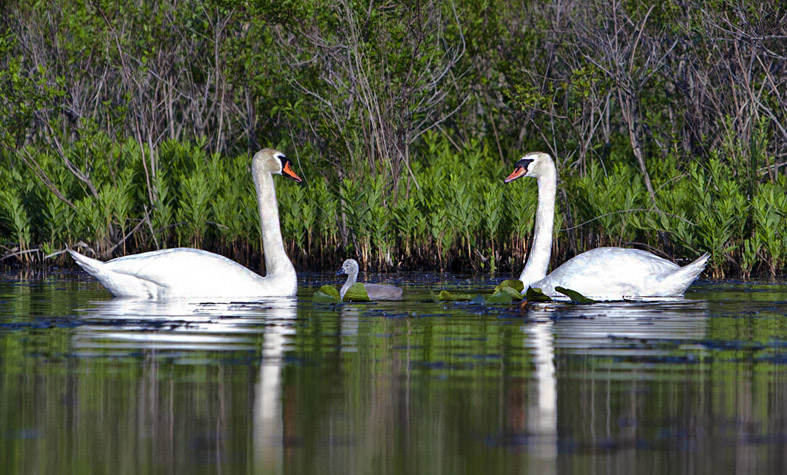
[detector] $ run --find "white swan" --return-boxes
[69,148,302,300]
[336,259,403,301]
[504,152,709,300]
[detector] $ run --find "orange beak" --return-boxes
[504,166,527,183]
[282,161,302,183]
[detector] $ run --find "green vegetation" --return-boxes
[1,0,786,277]
[313,283,370,302]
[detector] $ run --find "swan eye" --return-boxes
[515,158,534,170]
[504,157,534,183]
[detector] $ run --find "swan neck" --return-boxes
[520,166,556,288]
[340,268,358,299]
[253,169,295,278]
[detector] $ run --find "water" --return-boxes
[1,271,786,474]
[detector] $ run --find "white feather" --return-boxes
[508,152,708,300]
[70,149,298,300]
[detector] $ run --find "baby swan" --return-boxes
[336,259,403,301]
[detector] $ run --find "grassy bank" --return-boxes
[1,131,784,279]
[2,1,785,278]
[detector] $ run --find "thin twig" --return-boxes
[1,248,40,262]
[105,218,147,256]
[561,208,694,232]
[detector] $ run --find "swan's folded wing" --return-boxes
[364,283,403,300]
[536,248,683,300]
[103,248,264,296]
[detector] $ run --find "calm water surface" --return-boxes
[1,271,786,474]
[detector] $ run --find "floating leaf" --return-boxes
[343,283,370,302]
[437,290,475,301]
[525,287,553,302]
[494,279,524,294]
[313,285,341,303]
[555,286,596,303]
[499,285,524,300]
[486,291,516,304]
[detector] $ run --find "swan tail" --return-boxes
[68,250,105,279]
[658,253,709,296]
[69,250,145,297]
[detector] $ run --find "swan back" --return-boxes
[364,283,404,301]
[70,248,297,299]
[532,248,708,300]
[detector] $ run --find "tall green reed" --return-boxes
[2,128,787,278]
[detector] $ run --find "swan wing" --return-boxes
[364,283,403,301]
[73,248,294,299]
[534,248,683,300]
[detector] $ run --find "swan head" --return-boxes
[504,152,552,183]
[253,148,302,182]
[336,258,359,276]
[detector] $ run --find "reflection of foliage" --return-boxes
[3,276,787,473]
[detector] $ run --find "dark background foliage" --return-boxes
[1,0,786,277]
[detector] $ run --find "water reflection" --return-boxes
[254,300,295,474]
[71,297,297,473]
[530,298,709,351]
[4,274,786,474]
[524,318,557,474]
[72,298,296,353]
[519,298,709,472]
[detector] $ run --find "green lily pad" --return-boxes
[555,286,596,304]
[500,285,524,299]
[342,283,370,302]
[486,291,516,304]
[437,290,476,301]
[494,279,524,294]
[313,285,341,303]
[525,287,553,302]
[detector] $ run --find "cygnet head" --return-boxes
[336,259,360,277]
[504,152,553,183]
[252,148,302,182]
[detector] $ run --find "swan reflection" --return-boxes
[521,298,708,470]
[72,298,296,353]
[71,297,297,472]
[529,298,709,352]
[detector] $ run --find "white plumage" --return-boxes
[505,152,708,300]
[70,148,301,300]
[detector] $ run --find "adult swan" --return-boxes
[504,152,709,300]
[69,148,302,300]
